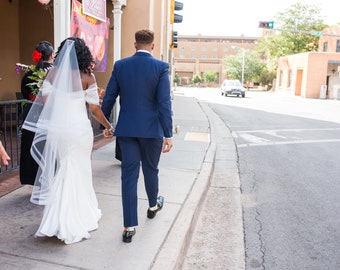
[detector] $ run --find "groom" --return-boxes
[101,29,173,243]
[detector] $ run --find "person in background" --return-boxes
[20,41,54,185]
[101,29,173,243]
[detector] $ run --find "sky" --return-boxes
[174,0,339,37]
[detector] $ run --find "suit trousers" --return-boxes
[118,137,163,227]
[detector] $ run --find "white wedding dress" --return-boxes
[23,40,102,244]
[34,86,101,244]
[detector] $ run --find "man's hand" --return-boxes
[103,127,114,138]
[162,138,173,153]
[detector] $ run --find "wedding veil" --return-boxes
[23,39,86,205]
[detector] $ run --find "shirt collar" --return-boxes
[137,50,152,55]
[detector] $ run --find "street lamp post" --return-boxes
[241,48,245,86]
[232,46,245,86]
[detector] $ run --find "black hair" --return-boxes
[55,37,94,75]
[35,41,54,70]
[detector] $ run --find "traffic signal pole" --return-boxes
[259,21,340,37]
[169,0,184,92]
[274,28,340,37]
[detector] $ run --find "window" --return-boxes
[288,69,292,88]
[191,47,196,51]
[201,47,207,51]
[336,40,340,52]
[279,70,283,87]
[323,42,328,52]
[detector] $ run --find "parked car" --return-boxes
[221,80,245,97]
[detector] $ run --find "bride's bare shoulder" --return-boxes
[81,72,96,89]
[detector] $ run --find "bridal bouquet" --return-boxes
[26,68,48,96]
[15,63,48,96]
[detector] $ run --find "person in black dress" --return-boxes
[20,41,54,185]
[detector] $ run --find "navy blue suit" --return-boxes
[101,51,172,227]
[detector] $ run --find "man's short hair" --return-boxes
[135,29,154,45]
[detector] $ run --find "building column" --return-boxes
[112,0,126,63]
[111,0,126,122]
[53,0,71,49]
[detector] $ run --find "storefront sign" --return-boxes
[83,0,106,23]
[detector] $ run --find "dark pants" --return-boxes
[19,104,38,185]
[118,137,163,227]
[115,138,122,161]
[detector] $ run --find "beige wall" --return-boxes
[120,0,168,61]
[0,0,20,101]
[318,25,340,52]
[277,52,340,99]
[0,0,170,101]
[0,0,55,101]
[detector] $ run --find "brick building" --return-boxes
[172,35,259,85]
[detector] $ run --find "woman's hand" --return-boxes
[103,127,114,138]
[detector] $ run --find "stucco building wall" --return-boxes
[277,25,340,99]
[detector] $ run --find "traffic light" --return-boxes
[171,31,178,49]
[170,0,183,24]
[259,21,274,29]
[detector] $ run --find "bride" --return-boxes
[23,37,114,244]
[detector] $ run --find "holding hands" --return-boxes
[103,126,115,138]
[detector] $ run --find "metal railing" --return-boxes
[0,99,116,176]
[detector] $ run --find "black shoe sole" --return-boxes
[122,229,136,243]
[147,196,164,219]
[122,237,132,243]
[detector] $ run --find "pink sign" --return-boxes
[82,0,106,23]
[71,0,110,72]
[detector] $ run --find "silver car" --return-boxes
[221,80,245,97]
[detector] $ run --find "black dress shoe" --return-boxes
[122,228,136,243]
[147,196,164,219]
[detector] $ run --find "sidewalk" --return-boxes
[0,94,244,270]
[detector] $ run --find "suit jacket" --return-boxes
[101,51,173,139]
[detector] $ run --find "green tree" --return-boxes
[173,74,180,84]
[223,50,266,83]
[192,74,202,84]
[203,71,217,84]
[257,2,325,60]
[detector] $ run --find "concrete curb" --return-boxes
[182,102,246,269]
[150,103,216,270]
[152,100,246,269]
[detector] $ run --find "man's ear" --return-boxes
[134,42,138,50]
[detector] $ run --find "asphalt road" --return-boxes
[180,88,340,270]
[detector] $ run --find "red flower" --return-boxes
[32,50,42,64]
[28,93,36,101]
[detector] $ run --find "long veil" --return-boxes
[23,39,86,205]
